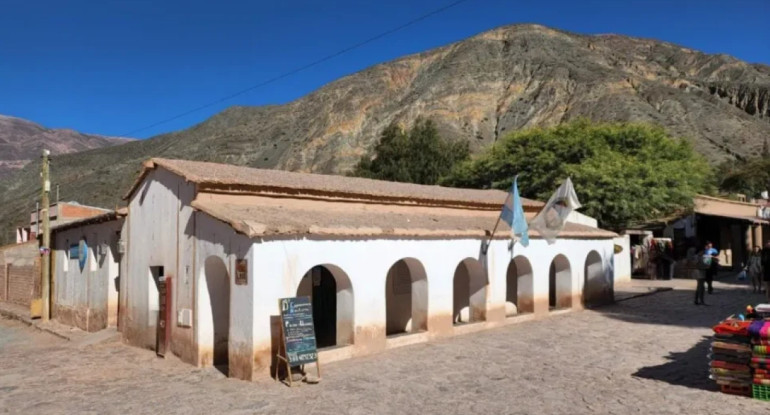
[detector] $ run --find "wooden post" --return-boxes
[41,149,51,322]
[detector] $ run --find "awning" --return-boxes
[695,212,770,225]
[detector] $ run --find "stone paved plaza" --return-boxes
[2,280,769,414]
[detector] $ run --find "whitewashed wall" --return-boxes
[613,235,632,284]
[250,234,615,372]
[194,212,254,380]
[52,218,123,331]
[124,169,196,356]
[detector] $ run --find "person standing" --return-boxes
[704,242,719,294]
[690,246,707,305]
[747,245,763,293]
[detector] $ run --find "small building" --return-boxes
[626,195,770,278]
[50,209,126,332]
[16,202,111,243]
[118,158,617,381]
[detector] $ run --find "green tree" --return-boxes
[442,120,713,229]
[352,118,470,185]
[718,156,770,197]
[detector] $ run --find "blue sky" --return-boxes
[1,0,768,139]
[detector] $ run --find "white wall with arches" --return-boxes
[248,234,615,374]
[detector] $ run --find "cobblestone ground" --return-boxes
[2,280,769,414]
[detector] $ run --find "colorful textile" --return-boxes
[715,334,751,344]
[755,304,770,313]
[710,369,752,379]
[711,348,751,359]
[748,320,770,339]
[752,338,770,346]
[710,360,750,371]
[751,356,770,364]
[710,374,751,384]
[754,345,770,355]
[712,341,751,352]
[713,320,752,336]
[754,379,770,386]
[710,353,751,364]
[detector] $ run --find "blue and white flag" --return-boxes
[500,176,529,247]
[529,177,582,244]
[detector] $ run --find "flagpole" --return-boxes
[484,192,511,254]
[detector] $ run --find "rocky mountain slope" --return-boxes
[0,114,129,178]
[1,24,769,243]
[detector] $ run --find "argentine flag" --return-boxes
[500,176,529,247]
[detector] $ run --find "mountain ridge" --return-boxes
[0,114,131,178]
[1,23,769,243]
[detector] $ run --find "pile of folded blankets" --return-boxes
[749,314,770,392]
[711,318,754,396]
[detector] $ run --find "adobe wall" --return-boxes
[123,168,197,363]
[52,218,124,332]
[194,213,255,381]
[248,235,615,379]
[0,241,40,306]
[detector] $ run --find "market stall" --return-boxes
[711,304,770,400]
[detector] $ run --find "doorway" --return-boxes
[297,264,354,349]
[200,256,230,374]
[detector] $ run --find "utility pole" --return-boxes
[41,149,51,322]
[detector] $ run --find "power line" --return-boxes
[120,0,474,138]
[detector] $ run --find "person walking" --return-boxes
[763,242,770,300]
[704,242,719,294]
[747,245,763,293]
[691,246,707,305]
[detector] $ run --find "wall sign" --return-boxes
[235,259,248,285]
[78,239,88,271]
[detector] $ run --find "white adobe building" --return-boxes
[119,158,617,381]
[50,210,126,332]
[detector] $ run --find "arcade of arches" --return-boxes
[506,256,534,316]
[290,252,605,349]
[385,258,428,336]
[583,251,608,307]
[549,254,572,310]
[297,265,354,349]
[452,258,488,325]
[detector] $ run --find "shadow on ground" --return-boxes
[593,279,765,329]
[632,336,718,392]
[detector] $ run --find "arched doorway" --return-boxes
[583,251,607,307]
[452,258,487,324]
[385,258,428,336]
[549,254,572,310]
[297,264,354,348]
[506,256,534,316]
[199,256,230,373]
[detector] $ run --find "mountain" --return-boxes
[0,114,130,178]
[1,24,770,243]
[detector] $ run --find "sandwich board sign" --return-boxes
[276,296,320,386]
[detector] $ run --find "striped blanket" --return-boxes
[712,341,752,353]
[710,360,750,371]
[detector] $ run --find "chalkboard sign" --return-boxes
[279,296,318,366]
